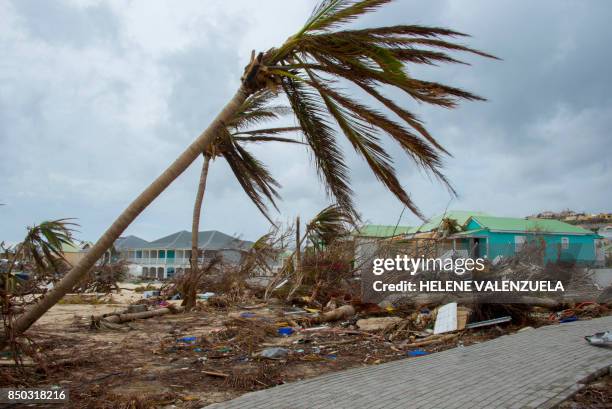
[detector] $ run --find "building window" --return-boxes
[136,250,142,259]
[159,250,166,259]
[561,237,569,250]
[166,267,175,279]
[514,236,525,251]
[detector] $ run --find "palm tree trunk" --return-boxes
[286,217,305,301]
[183,155,211,310]
[6,87,249,339]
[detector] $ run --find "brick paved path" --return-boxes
[205,316,612,409]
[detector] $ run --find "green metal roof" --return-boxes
[355,224,412,238]
[468,216,597,235]
[409,210,490,233]
[451,228,487,237]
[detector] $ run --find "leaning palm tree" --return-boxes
[183,90,301,309]
[6,0,496,339]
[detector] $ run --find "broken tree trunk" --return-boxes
[402,333,459,348]
[91,306,184,326]
[407,294,561,309]
[317,305,355,323]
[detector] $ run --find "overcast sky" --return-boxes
[1,0,611,243]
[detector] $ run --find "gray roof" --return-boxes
[116,230,252,251]
[115,235,150,250]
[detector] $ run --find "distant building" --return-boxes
[357,211,603,269]
[115,230,252,280]
[598,225,612,241]
[60,241,93,267]
[449,215,602,265]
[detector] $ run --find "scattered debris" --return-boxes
[357,317,402,331]
[585,331,612,346]
[433,302,458,334]
[318,305,355,323]
[465,316,512,329]
[407,349,429,357]
[260,347,290,359]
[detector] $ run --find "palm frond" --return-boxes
[306,74,426,217]
[222,139,282,225]
[306,204,354,246]
[281,75,356,217]
[21,219,79,271]
[233,135,304,145]
[302,0,391,35]
[253,1,496,218]
[232,126,302,137]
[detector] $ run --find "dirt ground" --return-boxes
[560,374,612,409]
[1,287,608,409]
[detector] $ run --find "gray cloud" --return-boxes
[1,0,611,243]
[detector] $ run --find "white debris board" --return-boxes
[433,302,458,335]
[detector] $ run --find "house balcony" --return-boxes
[128,257,214,267]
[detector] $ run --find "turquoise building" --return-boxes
[449,215,601,265]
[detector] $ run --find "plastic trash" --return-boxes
[143,290,161,299]
[260,347,290,359]
[407,349,429,357]
[559,316,577,323]
[277,327,295,337]
[325,354,337,360]
[197,292,215,300]
[585,331,612,346]
[177,336,197,344]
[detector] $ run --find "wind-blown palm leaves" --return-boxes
[19,219,78,274]
[251,0,496,219]
[263,204,354,300]
[306,204,354,248]
[205,89,302,223]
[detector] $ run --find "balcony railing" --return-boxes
[127,257,209,266]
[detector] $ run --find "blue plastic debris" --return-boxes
[277,327,295,337]
[325,354,337,360]
[559,316,578,323]
[407,349,428,357]
[178,336,197,344]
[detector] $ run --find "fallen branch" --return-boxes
[202,370,229,378]
[91,306,183,327]
[406,294,560,309]
[402,333,459,349]
[316,305,355,323]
